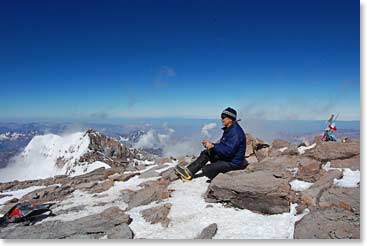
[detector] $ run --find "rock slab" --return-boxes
[206,170,292,214]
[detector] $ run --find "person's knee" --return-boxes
[202,165,219,180]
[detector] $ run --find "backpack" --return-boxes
[0,201,55,227]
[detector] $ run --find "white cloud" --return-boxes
[133,125,201,157]
[201,123,217,138]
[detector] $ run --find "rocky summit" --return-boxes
[0,131,360,239]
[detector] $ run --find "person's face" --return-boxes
[221,116,233,127]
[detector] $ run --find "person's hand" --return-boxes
[202,140,214,149]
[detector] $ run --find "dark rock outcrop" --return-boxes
[79,129,155,169]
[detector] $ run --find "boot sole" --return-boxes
[174,167,192,181]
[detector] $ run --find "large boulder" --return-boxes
[294,207,360,239]
[0,207,134,239]
[304,141,359,162]
[205,170,293,214]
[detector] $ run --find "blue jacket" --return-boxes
[213,122,246,167]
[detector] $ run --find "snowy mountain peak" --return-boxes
[0,130,155,182]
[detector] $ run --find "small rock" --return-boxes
[88,180,114,193]
[254,147,269,162]
[161,167,179,181]
[103,169,119,179]
[141,203,172,227]
[108,173,123,181]
[121,179,170,209]
[195,223,218,239]
[75,182,97,190]
[282,145,299,156]
[9,198,19,203]
[139,170,160,179]
[121,172,140,182]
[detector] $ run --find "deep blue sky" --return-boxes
[0,0,360,121]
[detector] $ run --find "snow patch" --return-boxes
[322,162,360,188]
[297,143,316,154]
[287,205,310,239]
[334,169,360,188]
[113,176,161,191]
[43,187,128,222]
[69,161,111,177]
[128,176,302,239]
[289,179,313,192]
[322,161,335,171]
[278,147,288,152]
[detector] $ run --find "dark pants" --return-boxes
[187,149,244,180]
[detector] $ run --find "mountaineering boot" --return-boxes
[174,164,193,181]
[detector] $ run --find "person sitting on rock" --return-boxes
[175,107,247,181]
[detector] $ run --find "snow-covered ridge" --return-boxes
[0,132,102,182]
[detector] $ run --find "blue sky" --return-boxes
[0,0,360,121]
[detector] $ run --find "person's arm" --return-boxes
[213,132,240,159]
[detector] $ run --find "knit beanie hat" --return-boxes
[221,107,237,121]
